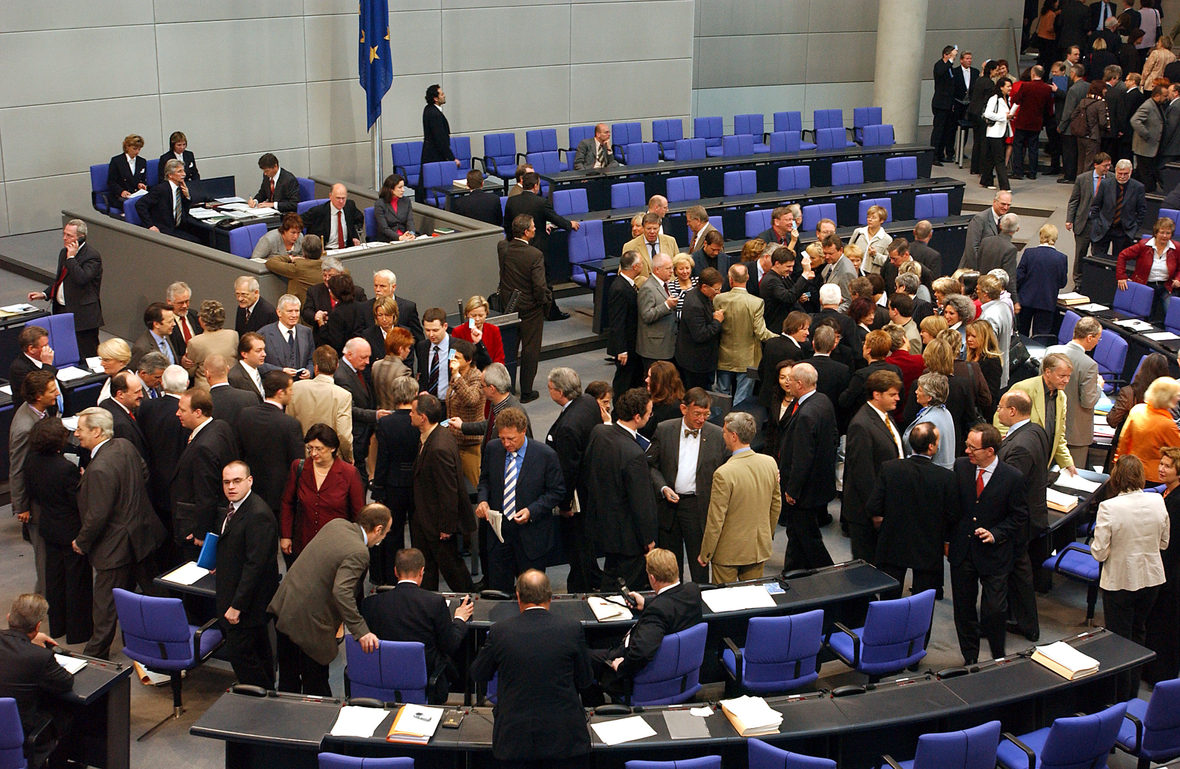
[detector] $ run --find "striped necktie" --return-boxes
[503,451,519,518]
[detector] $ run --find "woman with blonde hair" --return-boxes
[844,243,867,277]
[1142,34,1176,88]
[965,320,1003,417]
[96,338,133,404]
[919,315,948,348]
[107,133,147,209]
[451,294,504,366]
[850,206,891,273]
[1115,376,1180,483]
[670,253,699,319]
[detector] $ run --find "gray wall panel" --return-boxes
[0,1,153,32]
[571,1,695,63]
[390,11,444,75]
[808,0,880,33]
[0,185,10,237]
[697,0,808,36]
[695,34,808,89]
[307,81,369,148]
[155,18,307,92]
[309,142,373,188]
[160,86,310,159]
[7,174,91,235]
[153,0,302,23]
[304,14,358,82]
[804,32,877,83]
[441,6,570,71]
[449,67,572,132]
[570,60,691,128]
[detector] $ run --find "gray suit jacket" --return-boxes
[821,255,857,309]
[130,330,179,371]
[1046,341,1102,447]
[1058,79,1089,135]
[259,322,314,374]
[636,277,677,361]
[76,438,167,571]
[647,418,729,532]
[227,362,265,401]
[965,233,1021,303]
[8,404,43,518]
[1131,98,1164,158]
[962,208,999,268]
[1161,97,1180,158]
[1067,170,1109,232]
[572,138,618,171]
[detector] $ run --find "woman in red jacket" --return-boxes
[451,295,504,368]
[1117,216,1180,322]
[280,423,364,563]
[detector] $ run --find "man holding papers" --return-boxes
[475,408,565,591]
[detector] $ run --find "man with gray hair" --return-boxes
[819,234,855,309]
[234,275,278,334]
[166,281,199,358]
[301,255,348,343]
[135,158,200,241]
[698,410,781,584]
[636,252,678,368]
[1089,156,1147,262]
[715,263,774,406]
[136,351,169,399]
[260,293,314,379]
[73,407,167,659]
[26,218,103,359]
[454,363,531,446]
[995,351,1077,474]
[267,233,325,305]
[964,213,1021,308]
[779,362,838,571]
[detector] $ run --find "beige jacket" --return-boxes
[289,373,354,462]
[700,450,782,567]
[713,287,774,372]
[1091,490,1169,592]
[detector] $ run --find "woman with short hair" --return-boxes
[252,213,305,260]
[374,173,415,242]
[451,295,504,367]
[850,207,891,274]
[158,130,200,182]
[280,423,365,561]
[1115,376,1180,483]
[107,133,147,210]
[902,372,956,468]
[96,337,133,403]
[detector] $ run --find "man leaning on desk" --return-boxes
[304,184,365,251]
[247,153,299,213]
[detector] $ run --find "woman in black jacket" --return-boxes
[324,273,368,354]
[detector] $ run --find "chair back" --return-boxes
[228,223,268,259]
[91,164,111,214]
[0,698,25,769]
[723,170,757,197]
[344,636,429,704]
[553,189,589,217]
[421,161,460,206]
[769,131,803,154]
[694,116,724,149]
[858,198,893,225]
[831,160,864,187]
[734,114,766,138]
[630,623,707,706]
[1057,310,1080,345]
[710,216,724,236]
[1160,207,1180,227]
[814,109,844,131]
[319,753,414,769]
[913,192,949,220]
[652,119,684,154]
[612,122,643,148]
[1113,281,1154,318]
[526,151,563,176]
[30,314,80,368]
[911,720,1000,769]
[526,128,559,155]
[748,738,836,769]
[1141,678,1180,760]
[1040,702,1128,769]
[674,138,708,161]
[298,198,329,217]
[123,197,142,227]
[745,210,773,239]
[569,125,596,150]
[857,589,935,675]
[482,133,517,176]
[722,134,755,157]
[112,588,197,669]
[853,106,884,140]
[816,127,850,150]
[666,176,701,203]
[742,610,823,693]
[623,142,660,165]
[778,165,811,191]
[363,208,377,241]
[611,182,646,210]
[862,124,895,146]
[390,141,423,185]
[568,220,605,288]
[296,177,315,202]
[625,758,721,769]
[450,136,472,171]
[1165,296,1180,334]
[885,156,918,181]
[801,203,837,232]
[146,159,159,188]
[773,111,803,133]
[1093,332,1128,383]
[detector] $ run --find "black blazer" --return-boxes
[210,383,260,428]
[235,403,305,513]
[610,583,704,679]
[757,335,811,409]
[503,191,572,255]
[953,66,980,104]
[7,358,57,411]
[580,424,659,556]
[760,271,812,336]
[606,276,639,357]
[477,438,565,560]
[362,582,468,672]
[235,296,278,334]
[325,300,369,354]
[106,153,147,208]
[546,394,602,510]
[99,400,147,459]
[24,452,82,546]
[0,629,74,738]
[135,181,192,234]
[950,458,1028,576]
[254,168,300,214]
[675,287,722,374]
[421,104,455,166]
[334,362,378,438]
[869,455,959,571]
[932,58,956,111]
[227,363,265,402]
[838,360,904,413]
[779,392,839,509]
[215,492,280,628]
[842,403,902,527]
[172,419,238,544]
[357,296,424,346]
[44,241,104,331]
[910,241,943,280]
[469,608,592,762]
[372,410,419,496]
[304,200,365,247]
[157,150,199,182]
[138,394,190,524]
[412,426,476,539]
[810,355,852,428]
[452,189,503,227]
[169,309,201,360]
[812,308,860,368]
[497,239,551,315]
[998,421,1051,535]
[303,283,333,345]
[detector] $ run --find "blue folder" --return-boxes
[196,533,218,569]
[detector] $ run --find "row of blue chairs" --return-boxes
[91,166,317,220]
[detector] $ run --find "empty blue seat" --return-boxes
[817,127,856,150]
[694,116,725,157]
[854,106,883,142]
[622,142,660,165]
[710,216,724,236]
[568,125,595,152]
[363,207,376,240]
[1115,677,1180,767]
[1166,296,1180,334]
[568,220,605,287]
[525,128,559,155]
[421,161,460,207]
[0,697,25,769]
[626,759,719,769]
[228,223,268,258]
[722,134,755,157]
[1043,542,1102,622]
[666,176,701,203]
[481,133,517,177]
[825,589,935,682]
[750,739,836,769]
[319,753,414,769]
[997,703,1128,769]
[1161,207,1180,227]
[913,193,949,220]
[1093,331,1129,392]
[627,624,707,706]
[885,156,918,181]
[779,165,811,191]
[1113,281,1155,319]
[863,124,896,146]
[859,198,893,225]
[721,610,824,695]
[344,635,431,704]
[390,141,422,186]
[297,198,328,217]
[123,197,142,227]
[831,160,864,187]
[652,118,684,159]
[673,138,707,161]
[1058,310,1081,345]
[734,113,769,152]
[146,159,159,188]
[723,170,757,197]
[450,136,473,171]
[526,150,562,176]
[612,122,642,162]
[553,189,588,217]
[745,210,773,238]
[881,720,1001,769]
[773,111,802,133]
[296,177,315,202]
[611,182,646,209]
[769,131,803,154]
[801,204,837,232]
[90,164,113,215]
[814,109,845,132]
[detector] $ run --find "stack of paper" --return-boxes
[591,716,657,745]
[1058,292,1090,306]
[386,704,444,744]
[1031,641,1099,680]
[214,196,247,204]
[587,596,632,622]
[1145,331,1180,342]
[0,303,37,316]
[1117,318,1155,332]
[719,696,783,736]
[701,584,778,613]
[1074,303,1109,312]
[1045,488,1079,513]
[55,654,87,674]
[85,357,104,374]
[0,385,9,396]
[56,366,92,382]
[1054,473,1101,494]
[162,562,210,585]
[331,705,390,738]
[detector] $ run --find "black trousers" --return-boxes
[1007,540,1040,640]
[970,121,988,174]
[678,368,715,392]
[603,552,648,592]
[1016,307,1055,338]
[44,541,92,644]
[561,513,601,593]
[879,563,943,602]
[950,561,1008,663]
[225,621,275,690]
[410,518,475,592]
[1060,135,1079,182]
[980,137,1010,190]
[487,530,550,592]
[931,108,955,159]
[782,503,834,573]
[516,308,544,395]
[85,556,161,659]
[1104,585,1160,701]
[1143,572,1180,684]
[1011,129,1041,177]
[611,354,643,400]
[369,485,411,585]
[1045,122,1062,171]
[275,628,331,696]
[846,521,878,564]
[1135,153,1160,193]
[1072,220,1093,282]
[657,494,709,584]
[490,755,589,769]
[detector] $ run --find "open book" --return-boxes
[1031,641,1099,680]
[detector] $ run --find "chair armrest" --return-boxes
[828,622,861,667]
[194,616,222,662]
[475,156,492,174]
[721,636,743,684]
[1001,732,1036,769]
[1119,711,1143,754]
[880,755,904,769]
[349,697,386,708]
[1029,333,1057,347]
[515,152,528,165]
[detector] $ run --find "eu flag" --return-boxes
[359,0,393,130]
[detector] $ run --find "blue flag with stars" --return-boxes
[359,0,392,130]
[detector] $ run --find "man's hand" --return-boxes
[31,632,56,649]
[358,632,380,653]
[352,238,361,247]
[280,538,293,555]
[16,511,30,523]
[1013,302,1021,315]
[454,159,461,168]
[181,354,194,370]
[1063,465,1078,476]
[617,352,628,366]
[66,240,80,259]
[149,226,160,233]
[179,181,189,199]
[440,531,451,540]
[1118,279,1129,291]
[27,291,46,302]
[632,593,646,610]
[713,309,725,322]
[121,190,132,199]
[644,540,655,553]
[974,527,995,544]
[449,417,463,430]
[40,345,54,365]
[559,508,576,518]
[475,502,490,520]
[224,607,241,625]
[697,555,709,567]
[137,183,147,191]
[1065,221,1073,231]
[784,492,796,505]
[247,198,258,208]
[510,508,530,524]
[376,409,392,419]
[71,540,83,555]
[872,516,883,529]
[662,487,680,503]
[455,596,474,621]
[665,296,677,309]
[283,367,298,376]
[399,232,416,241]
[609,657,623,671]
[570,221,581,231]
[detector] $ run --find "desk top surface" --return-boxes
[60,656,132,705]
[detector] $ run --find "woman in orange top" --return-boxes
[1115,377,1180,484]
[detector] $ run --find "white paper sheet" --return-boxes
[701,584,778,613]
[1116,319,1155,331]
[1145,331,1180,341]
[55,365,92,382]
[61,417,79,431]
[0,385,9,396]
[330,705,390,738]
[0,303,37,314]
[591,716,657,745]
[1053,473,1101,494]
[587,596,633,621]
[55,654,87,674]
[214,196,247,204]
[486,509,505,543]
[162,562,210,586]
[1074,303,1109,312]
[86,357,104,374]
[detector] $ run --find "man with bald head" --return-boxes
[206,354,259,428]
[573,123,618,170]
[303,183,365,250]
[335,337,390,488]
[99,371,147,458]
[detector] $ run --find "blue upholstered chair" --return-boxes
[1042,543,1102,623]
[824,589,936,682]
[390,141,422,187]
[721,610,824,695]
[625,759,720,769]
[1112,282,1155,319]
[779,165,811,192]
[611,182,646,210]
[831,160,864,187]
[343,635,432,704]
[568,125,596,153]
[0,697,28,769]
[611,122,643,162]
[734,113,770,153]
[774,111,817,149]
[745,210,773,239]
[1116,677,1180,769]
[854,107,884,142]
[816,127,855,151]
[880,720,1001,769]
[29,314,80,368]
[666,176,701,203]
[480,133,518,178]
[90,164,113,216]
[801,204,838,232]
[749,738,836,769]
[885,156,918,181]
[1093,331,1130,392]
[913,193,949,220]
[553,189,589,217]
[568,220,605,288]
[723,170,757,197]
[769,131,803,154]
[694,116,725,157]
[652,119,685,159]
[123,197,142,227]
[862,124,895,146]
[449,136,473,171]
[297,198,328,217]
[858,198,893,225]
[421,161,460,207]
[319,754,414,769]
[622,142,660,165]
[363,207,376,241]
[626,623,707,706]
[721,134,755,157]
[296,177,315,202]
[227,223,268,258]
[997,703,1128,769]
[673,138,708,161]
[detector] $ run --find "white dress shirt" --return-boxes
[672,420,701,495]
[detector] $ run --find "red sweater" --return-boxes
[1011,80,1054,132]
[280,458,365,553]
[451,320,505,365]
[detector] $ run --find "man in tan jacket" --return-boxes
[621,213,679,285]
[699,411,782,584]
[713,264,774,406]
[288,345,354,462]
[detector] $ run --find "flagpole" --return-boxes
[372,115,383,192]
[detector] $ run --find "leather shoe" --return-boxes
[932,159,943,166]
[520,390,540,403]
[1056,177,1074,184]
[548,309,571,321]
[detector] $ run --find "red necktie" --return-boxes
[49,265,67,305]
[270,178,275,199]
[976,468,985,498]
[336,211,345,249]
[180,317,192,342]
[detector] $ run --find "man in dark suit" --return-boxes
[1067,152,1111,283]
[952,52,980,143]
[962,191,1009,269]
[608,251,644,396]
[931,46,960,164]
[419,84,457,203]
[1057,0,1089,53]
[996,390,1051,643]
[0,594,75,768]
[909,221,944,281]
[591,549,703,699]
[647,389,729,583]
[951,424,1029,664]
[691,230,725,277]
[674,268,724,392]
[98,371,147,459]
[882,238,935,296]
[760,247,813,336]
[304,184,365,250]
[247,153,300,213]
[360,269,424,345]
[73,408,168,659]
[779,362,838,572]
[504,172,579,321]
[207,356,261,427]
[216,461,281,689]
[227,332,267,402]
[869,423,960,600]
[808,326,852,428]
[470,570,593,767]
[138,365,191,556]
[362,548,475,703]
[8,327,58,412]
[131,302,179,371]
[235,371,305,515]
[259,295,315,377]
[842,371,904,563]
[1089,158,1147,260]
[410,393,476,592]
[757,311,812,409]
[546,368,606,592]
[26,220,103,359]
[1088,0,1119,45]
[581,388,660,590]
[106,136,148,210]
[498,214,553,401]
[336,337,386,488]
[233,276,278,334]
[477,408,565,590]
[451,170,503,227]
[173,389,238,559]
[166,281,201,361]
[136,159,200,242]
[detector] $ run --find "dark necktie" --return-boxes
[427,346,440,396]
[684,428,699,439]
[179,317,192,342]
[269,177,275,199]
[286,329,296,356]
[1113,183,1125,228]
[649,242,658,259]
[357,369,369,397]
[244,307,252,326]
[597,144,608,168]
[336,210,345,249]
[222,503,236,535]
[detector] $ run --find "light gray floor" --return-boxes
[0,149,1154,769]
